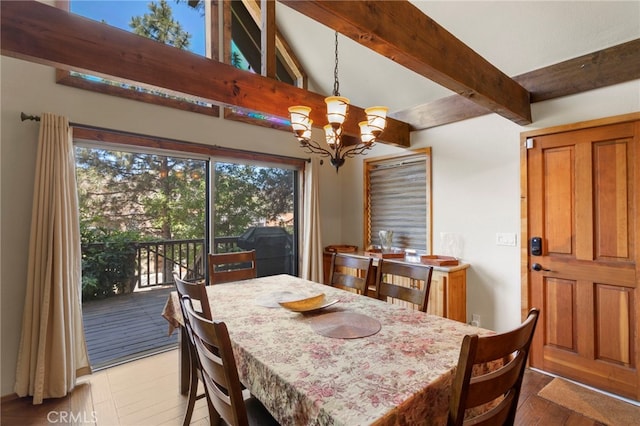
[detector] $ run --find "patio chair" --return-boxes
[448,308,540,426]
[328,253,373,295]
[182,295,279,426]
[375,259,433,312]
[208,250,257,285]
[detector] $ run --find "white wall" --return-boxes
[1,55,639,397]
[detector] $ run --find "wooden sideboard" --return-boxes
[323,251,469,323]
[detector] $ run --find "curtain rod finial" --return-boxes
[21,112,41,122]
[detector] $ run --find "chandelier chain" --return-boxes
[333,32,340,97]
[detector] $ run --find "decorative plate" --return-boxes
[278,293,339,313]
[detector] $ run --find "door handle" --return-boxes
[532,263,552,272]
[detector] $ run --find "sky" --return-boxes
[70,0,206,55]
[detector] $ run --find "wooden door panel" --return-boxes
[596,284,633,365]
[526,118,639,400]
[544,277,576,350]
[594,140,632,260]
[544,147,574,254]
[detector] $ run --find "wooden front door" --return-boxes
[525,117,639,400]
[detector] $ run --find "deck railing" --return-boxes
[82,237,242,292]
[135,237,243,288]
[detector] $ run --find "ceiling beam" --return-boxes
[260,0,276,78]
[280,0,532,126]
[394,39,640,130]
[0,0,410,147]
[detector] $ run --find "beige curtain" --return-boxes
[301,157,324,282]
[14,113,91,404]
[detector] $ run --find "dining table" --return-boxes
[161,274,497,426]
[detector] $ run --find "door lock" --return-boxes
[530,237,542,256]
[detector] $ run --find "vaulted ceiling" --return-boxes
[2,0,639,148]
[276,1,640,130]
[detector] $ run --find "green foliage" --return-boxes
[213,163,294,237]
[129,0,191,49]
[80,226,142,300]
[76,147,207,240]
[214,163,262,236]
[256,167,294,228]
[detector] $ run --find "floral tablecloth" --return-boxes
[162,274,494,426]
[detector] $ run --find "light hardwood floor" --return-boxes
[2,348,606,426]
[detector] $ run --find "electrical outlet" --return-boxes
[471,314,481,327]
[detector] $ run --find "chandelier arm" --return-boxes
[341,143,375,158]
[299,139,334,158]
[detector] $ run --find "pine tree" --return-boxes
[129,0,191,49]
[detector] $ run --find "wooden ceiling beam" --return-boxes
[394,39,640,130]
[280,0,532,126]
[0,0,410,147]
[260,0,276,78]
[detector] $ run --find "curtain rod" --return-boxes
[20,112,311,163]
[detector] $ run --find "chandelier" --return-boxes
[288,32,388,172]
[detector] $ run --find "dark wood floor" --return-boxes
[82,286,178,369]
[1,351,607,426]
[515,369,606,426]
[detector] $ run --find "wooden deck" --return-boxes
[82,286,178,370]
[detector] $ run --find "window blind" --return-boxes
[365,149,431,252]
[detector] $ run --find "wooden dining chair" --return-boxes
[448,308,540,426]
[208,250,257,284]
[172,272,213,426]
[182,296,279,426]
[328,253,373,295]
[375,259,433,312]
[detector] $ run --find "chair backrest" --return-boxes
[448,308,540,426]
[208,250,257,285]
[173,271,212,320]
[328,253,373,295]
[376,259,433,312]
[182,296,250,426]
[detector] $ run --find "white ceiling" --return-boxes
[275,1,640,114]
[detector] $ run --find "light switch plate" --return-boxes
[496,232,517,246]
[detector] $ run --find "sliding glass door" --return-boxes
[74,137,300,369]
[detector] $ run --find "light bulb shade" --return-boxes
[365,106,388,134]
[300,119,313,141]
[288,106,312,133]
[325,96,349,126]
[324,124,341,146]
[359,121,375,144]
[299,129,312,142]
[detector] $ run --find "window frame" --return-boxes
[56,0,221,116]
[363,148,432,254]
